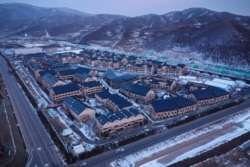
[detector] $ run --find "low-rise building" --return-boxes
[149,96,196,120]
[188,86,230,108]
[80,81,103,96]
[73,72,97,83]
[49,83,81,102]
[41,73,66,91]
[95,91,132,112]
[57,69,78,80]
[96,108,145,136]
[63,96,95,122]
[120,83,155,104]
[146,78,176,91]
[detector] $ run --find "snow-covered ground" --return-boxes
[79,123,99,141]
[110,108,250,167]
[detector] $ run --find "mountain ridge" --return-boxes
[0,3,249,68]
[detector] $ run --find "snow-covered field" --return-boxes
[110,108,250,167]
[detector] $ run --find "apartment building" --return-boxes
[63,96,95,122]
[149,96,196,120]
[80,81,103,96]
[41,73,66,91]
[95,91,132,112]
[96,108,145,136]
[188,86,230,108]
[120,82,155,104]
[49,83,81,102]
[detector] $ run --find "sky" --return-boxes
[0,0,249,17]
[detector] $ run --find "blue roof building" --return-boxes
[96,108,145,136]
[120,82,155,103]
[150,96,197,120]
[95,91,132,112]
[63,97,95,122]
[50,83,81,102]
[190,86,230,108]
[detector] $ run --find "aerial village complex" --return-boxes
[2,44,245,160]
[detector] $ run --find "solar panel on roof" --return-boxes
[63,96,89,115]
[52,83,80,95]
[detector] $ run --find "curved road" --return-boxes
[0,56,61,167]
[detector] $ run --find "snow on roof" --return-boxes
[48,108,59,118]
[204,81,229,90]
[61,128,73,136]
[212,78,236,86]
[73,144,85,154]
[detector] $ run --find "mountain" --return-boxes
[0,3,250,68]
[79,8,250,67]
[0,3,126,38]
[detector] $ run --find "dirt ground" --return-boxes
[0,75,27,167]
[193,147,250,167]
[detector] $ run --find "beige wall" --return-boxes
[97,114,145,135]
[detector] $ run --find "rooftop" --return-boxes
[151,96,195,113]
[97,108,142,125]
[121,82,151,96]
[42,73,60,86]
[63,96,89,115]
[52,83,80,95]
[81,81,101,88]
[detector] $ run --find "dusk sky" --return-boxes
[0,0,249,16]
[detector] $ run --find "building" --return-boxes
[80,81,103,96]
[73,72,97,83]
[125,63,154,74]
[95,91,132,112]
[63,97,95,122]
[188,86,230,108]
[96,108,145,136]
[41,73,66,91]
[49,83,81,102]
[149,96,196,120]
[104,69,137,89]
[120,83,155,104]
[146,77,176,92]
[57,69,78,80]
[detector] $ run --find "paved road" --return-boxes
[1,54,249,167]
[79,98,250,167]
[0,56,61,167]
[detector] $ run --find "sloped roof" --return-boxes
[96,91,111,99]
[81,81,101,88]
[172,96,195,108]
[42,73,59,86]
[151,99,177,113]
[109,94,132,109]
[49,63,70,70]
[63,96,89,115]
[151,96,195,113]
[96,91,132,109]
[192,86,229,100]
[121,83,151,96]
[97,108,142,125]
[76,67,91,74]
[207,86,229,97]
[192,89,214,100]
[58,69,78,76]
[39,70,56,77]
[75,72,92,80]
[52,83,80,95]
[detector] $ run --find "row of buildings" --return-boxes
[25,51,231,137]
